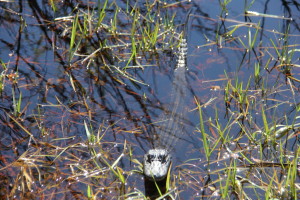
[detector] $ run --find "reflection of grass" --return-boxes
[1,0,300,199]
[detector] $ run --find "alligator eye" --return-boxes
[161,155,166,163]
[157,155,162,162]
[147,154,154,163]
[158,155,167,163]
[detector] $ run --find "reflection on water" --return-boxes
[0,0,299,199]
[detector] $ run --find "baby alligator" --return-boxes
[143,38,188,181]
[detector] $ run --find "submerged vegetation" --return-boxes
[0,0,299,199]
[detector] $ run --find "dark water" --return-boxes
[0,0,299,199]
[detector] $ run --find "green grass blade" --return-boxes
[97,0,108,27]
[70,13,78,52]
[261,105,269,135]
[195,97,210,161]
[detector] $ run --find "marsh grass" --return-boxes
[61,0,181,86]
[207,71,299,198]
[185,3,299,199]
[0,59,7,95]
[0,0,299,199]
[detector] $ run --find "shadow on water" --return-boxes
[0,0,299,199]
[144,177,167,199]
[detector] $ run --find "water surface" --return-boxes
[0,0,299,199]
